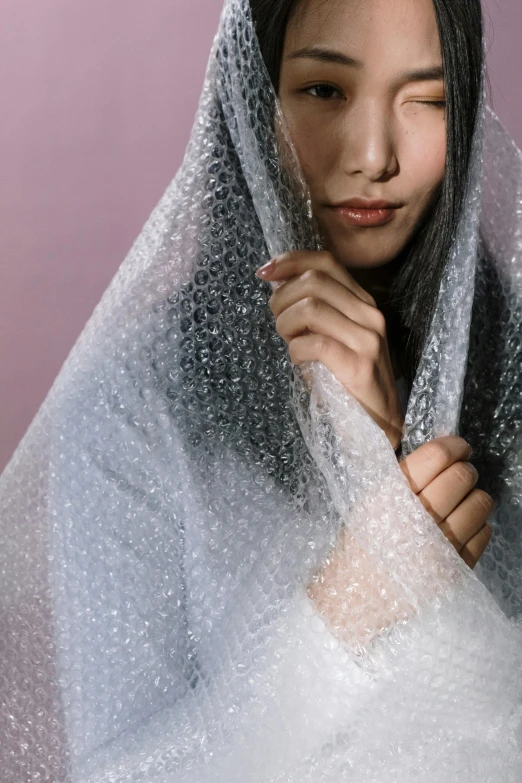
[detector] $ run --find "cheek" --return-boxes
[403,126,446,197]
[280,105,338,189]
[292,136,330,191]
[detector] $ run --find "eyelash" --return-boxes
[302,84,342,99]
[302,85,446,108]
[416,100,446,108]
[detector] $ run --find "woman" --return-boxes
[251,0,493,580]
[1,0,522,780]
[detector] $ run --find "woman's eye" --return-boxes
[414,100,446,108]
[302,84,342,100]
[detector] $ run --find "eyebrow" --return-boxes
[285,46,444,83]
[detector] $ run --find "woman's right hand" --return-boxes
[306,435,494,652]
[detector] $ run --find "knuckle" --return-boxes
[274,314,288,339]
[288,338,300,362]
[451,461,477,486]
[370,307,386,334]
[318,251,338,270]
[300,295,322,316]
[423,440,453,467]
[364,329,382,358]
[473,489,495,516]
[301,268,323,286]
[313,333,332,356]
[482,522,493,541]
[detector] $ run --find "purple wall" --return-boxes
[0,0,520,471]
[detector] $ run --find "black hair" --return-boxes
[249,0,486,388]
[158,0,487,497]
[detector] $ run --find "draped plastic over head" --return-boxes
[1,0,522,779]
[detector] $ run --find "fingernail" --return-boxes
[256,259,276,278]
[466,442,474,458]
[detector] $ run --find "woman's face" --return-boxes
[278,0,447,270]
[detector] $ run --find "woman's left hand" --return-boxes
[256,249,404,450]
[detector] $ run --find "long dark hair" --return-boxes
[160,0,486,494]
[249,0,485,387]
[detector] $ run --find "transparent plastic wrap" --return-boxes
[1,0,522,780]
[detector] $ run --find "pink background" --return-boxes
[0,0,520,472]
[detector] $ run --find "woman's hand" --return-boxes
[399,435,493,569]
[306,436,494,651]
[256,250,404,450]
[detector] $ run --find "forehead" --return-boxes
[284,0,442,67]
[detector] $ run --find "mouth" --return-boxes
[327,198,403,228]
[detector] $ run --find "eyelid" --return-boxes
[300,84,446,106]
[404,90,445,100]
[301,83,344,99]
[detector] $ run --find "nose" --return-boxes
[341,99,399,181]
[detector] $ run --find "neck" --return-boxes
[349,251,405,309]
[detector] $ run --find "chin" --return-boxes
[321,234,405,269]
[317,218,410,267]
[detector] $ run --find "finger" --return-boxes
[288,332,360,385]
[417,461,479,523]
[276,297,381,358]
[288,332,401,446]
[400,436,473,494]
[256,250,377,307]
[439,488,494,552]
[460,523,493,570]
[269,268,386,335]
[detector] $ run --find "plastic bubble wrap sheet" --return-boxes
[1,0,522,780]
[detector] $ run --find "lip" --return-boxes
[332,198,402,209]
[328,198,402,227]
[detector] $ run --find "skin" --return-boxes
[255,0,493,621]
[277,0,447,273]
[306,436,494,652]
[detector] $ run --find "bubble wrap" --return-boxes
[1,0,522,780]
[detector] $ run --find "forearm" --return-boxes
[306,528,416,655]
